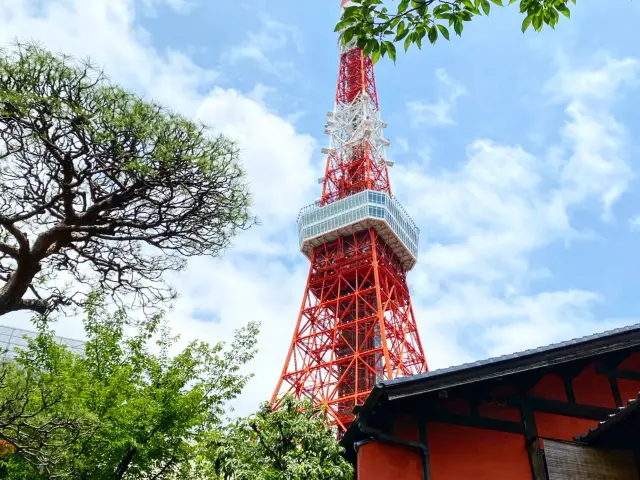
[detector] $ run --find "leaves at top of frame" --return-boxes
[335,0,578,61]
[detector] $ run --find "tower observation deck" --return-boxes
[272,0,428,432]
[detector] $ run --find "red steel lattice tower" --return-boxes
[272,0,428,432]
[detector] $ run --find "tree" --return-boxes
[0,299,354,479]
[0,43,254,318]
[200,395,353,480]
[0,293,259,479]
[336,0,577,62]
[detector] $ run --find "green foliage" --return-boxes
[0,43,255,318]
[336,0,578,61]
[0,293,259,478]
[199,395,353,480]
[0,305,353,479]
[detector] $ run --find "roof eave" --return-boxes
[575,394,640,444]
[382,325,640,401]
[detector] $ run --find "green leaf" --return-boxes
[437,24,450,40]
[548,6,559,27]
[414,29,423,49]
[385,41,397,62]
[398,0,409,12]
[396,28,410,41]
[371,49,381,64]
[404,34,412,52]
[433,3,452,15]
[334,20,349,32]
[397,20,405,36]
[453,18,463,36]
[481,0,491,15]
[342,28,355,44]
[364,38,379,56]
[489,0,503,5]
[458,9,473,21]
[428,25,438,44]
[532,12,543,30]
[556,3,571,19]
[342,6,360,19]
[521,14,532,32]
[508,0,517,3]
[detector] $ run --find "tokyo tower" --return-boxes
[272,0,428,432]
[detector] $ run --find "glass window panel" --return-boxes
[298,189,419,260]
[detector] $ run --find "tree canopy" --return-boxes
[0,293,260,478]
[0,295,353,479]
[336,0,577,62]
[201,395,353,480]
[0,43,254,318]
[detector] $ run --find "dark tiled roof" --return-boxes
[384,323,640,389]
[378,323,640,401]
[575,394,640,446]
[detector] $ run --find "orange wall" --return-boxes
[573,364,616,408]
[357,441,422,480]
[529,373,567,401]
[619,352,640,371]
[534,412,598,441]
[618,378,640,403]
[618,352,640,403]
[427,423,531,480]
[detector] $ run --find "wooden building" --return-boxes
[342,324,640,479]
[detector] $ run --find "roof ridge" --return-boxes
[383,321,640,386]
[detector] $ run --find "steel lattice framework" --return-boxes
[272,0,428,432]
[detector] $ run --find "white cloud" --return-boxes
[196,88,316,228]
[629,215,640,231]
[0,0,317,416]
[395,136,410,153]
[223,15,301,79]
[546,53,639,103]
[406,68,467,126]
[139,0,194,15]
[559,102,633,219]
[395,54,638,366]
[546,54,637,219]
[0,0,216,115]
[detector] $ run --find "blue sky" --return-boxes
[2,0,640,415]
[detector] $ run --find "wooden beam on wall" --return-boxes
[596,365,640,382]
[425,410,524,434]
[508,396,615,421]
[563,376,576,404]
[608,376,624,408]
